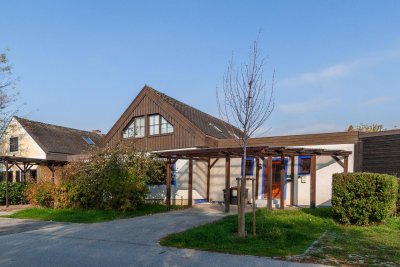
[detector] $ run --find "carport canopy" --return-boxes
[0,155,68,207]
[156,145,352,212]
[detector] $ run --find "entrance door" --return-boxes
[264,159,286,199]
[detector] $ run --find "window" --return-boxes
[149,114,174,135]
[134,117,145,137]
[16,171,21,183]
[298,156,311,175]
[149,115,160,135]
[122,116,145,138]
[82,136,95,145]
[161,117,174,134]
[9,137,18,152]
[242,157,254,177]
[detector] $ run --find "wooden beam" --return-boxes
[343,156,349,173]
[166,159,172,210]
[210,158,219,168]
[225,156,230,213]
[332,156,344,168]
[290,156,295,206]
[267,155,273,210]
[310,154,317,209]
[255,158,260,200]
[188,158,193,207]
[5,160,9,208]
[280,155,285,209]
[206,158,211,202]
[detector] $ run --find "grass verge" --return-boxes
[160,208,400,266]
[5,204,186,223]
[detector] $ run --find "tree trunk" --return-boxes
[239,145,247,237]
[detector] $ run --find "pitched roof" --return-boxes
[15,116,102,155]
[146,86,243,139]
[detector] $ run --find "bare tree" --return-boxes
[0,50,20,141]
[217,35,274,237]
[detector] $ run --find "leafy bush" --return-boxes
[332,172,398,225]
[59,144,164,211]
[397,178,400,216]
[0,182,28,205]
[25,182,55,208]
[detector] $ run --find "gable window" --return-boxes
[161,117,174,134]
[122,116,145,138]
[298,156,311,175]
[149,114,174,135]
[9,137,18,152]
[149,115,160,135]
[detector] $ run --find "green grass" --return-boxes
[6,204,185,223]
[160,208,400,266]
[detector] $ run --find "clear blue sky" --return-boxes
[1,0,400,135]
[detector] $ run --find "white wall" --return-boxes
[0,118,46,181]
[147,143,355,207]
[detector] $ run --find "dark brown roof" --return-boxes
[147,86,243,139]
[15,116,102,155]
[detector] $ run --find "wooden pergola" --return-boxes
[0,156,68,207]
[157,145,352,212]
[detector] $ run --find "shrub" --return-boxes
[60,144,164,211]
[0,182,28,205]
[332,172,398,225]
[397,178,400,216]
[25,182,56,208]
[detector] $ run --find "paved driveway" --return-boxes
[0,205,324,267]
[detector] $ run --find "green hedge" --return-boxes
[332,172,398,225]
[397,178,400,215]
[0,182,28,205]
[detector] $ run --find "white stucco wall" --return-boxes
[0,118,46,182]
[147,143,355,207]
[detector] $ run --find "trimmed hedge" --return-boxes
[397,178,400,215]
[0,182,28,205]
[332,172,398,225]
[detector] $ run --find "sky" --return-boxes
[1,0,400,136]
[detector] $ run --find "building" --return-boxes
[1,116,102,183]
[104,85,382,208]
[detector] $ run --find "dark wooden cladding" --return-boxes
[218,131,360,147]
[104,88,207,151]
[361,134,400,177]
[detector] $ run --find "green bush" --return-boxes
[397,178,400,215]
[59,144,164,211]
[332,172,398,225]
[25,182,55,208]
[0,182,28,205]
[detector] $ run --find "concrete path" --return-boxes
[0,204,325,267]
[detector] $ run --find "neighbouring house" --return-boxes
[103,85,400,209]
[0,116,102,184]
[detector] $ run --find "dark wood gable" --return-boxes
[103,86,211,151]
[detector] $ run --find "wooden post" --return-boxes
[225,156,230,213]
[252,178,256,235]
[310,154,317,209]
[267,156,273,210]
[237,177,241,233]
[290,156,295,206]
[188,158,193,207]
[343,156,349,173]
[5,160,9,208]
[255,158,260,200]
[280,155,285,209]
[206,158,211,202]
[166,159,171,210]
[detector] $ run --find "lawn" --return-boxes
[6,204,185,223]
[160,208,400,266]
